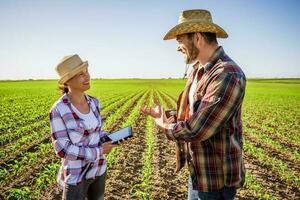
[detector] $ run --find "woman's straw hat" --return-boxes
[55,54,88,84]
[163,9,228,40]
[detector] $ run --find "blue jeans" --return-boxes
[188,176,237,200]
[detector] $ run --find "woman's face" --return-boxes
[66,68,90,92]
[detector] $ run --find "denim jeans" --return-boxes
[188,176,237,200]
[62,172,106,200]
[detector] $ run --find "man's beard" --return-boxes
[185,41,199,64]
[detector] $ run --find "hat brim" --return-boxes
[58,61,88,84]
[163,21,228,40]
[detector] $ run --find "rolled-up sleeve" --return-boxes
[169,72,245,142]
[49,108,103,161]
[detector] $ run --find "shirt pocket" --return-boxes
[208,96,221,105]
[67,122,86,144]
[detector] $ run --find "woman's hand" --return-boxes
[102,141,117,155]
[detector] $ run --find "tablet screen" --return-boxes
[108,126,132,143]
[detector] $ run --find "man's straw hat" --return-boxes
[55,54,88,84]
[163,9,228,40]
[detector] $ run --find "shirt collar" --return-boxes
[203,46,225,73]
[61,93,92,105]
[190,46,224,72]
[192,61,200,69]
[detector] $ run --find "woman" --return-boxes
[49,54,115,200]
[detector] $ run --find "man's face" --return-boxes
[176,34,199,64]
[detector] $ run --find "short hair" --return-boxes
[187,32,217,44]
[200,32,217,44]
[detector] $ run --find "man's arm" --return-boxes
[167,72,245,142]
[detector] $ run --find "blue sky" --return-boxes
[0,0,299,80]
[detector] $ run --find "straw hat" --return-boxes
[163,9,228,40]
[55,54,88,84]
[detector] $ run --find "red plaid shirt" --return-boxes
[167,47,246,192]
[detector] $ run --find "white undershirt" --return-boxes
[189,66,204,116]
[71,103,107,176]
[167,65,206,138]
[71,104,98,130]
[189,75,198,115]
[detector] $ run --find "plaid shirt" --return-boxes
[49,94,108,188]
[167,47,246,192]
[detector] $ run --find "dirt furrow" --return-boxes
[245,132,300,176]
[150,126,189,200]
[245,123,300,152]
[105,112,147,199]
[237,154,299,199]
[149,91,188,199]
[0,152,56,196]
[105,92,150,199]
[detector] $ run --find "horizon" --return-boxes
[1,77,300,82]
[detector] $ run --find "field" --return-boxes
[0,79,299,200]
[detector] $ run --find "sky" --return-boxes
[0,0,299,80]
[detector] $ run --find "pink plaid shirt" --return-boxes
[49,94,108,188]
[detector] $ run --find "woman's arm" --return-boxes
[49,108,103,161]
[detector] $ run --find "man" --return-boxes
[141,9,246,199]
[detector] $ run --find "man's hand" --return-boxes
[140,104,162,118]
[153,105,175,130]
[165,109,177,123]
[102,141,117,155]
[140,103,174,130]
[141,102,175,129]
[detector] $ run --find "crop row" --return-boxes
[106,90,149,169]
[130,90,155,199]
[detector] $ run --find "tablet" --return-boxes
[109,126,133,144]
[106,126,133,144]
